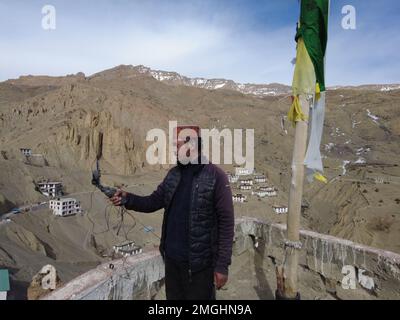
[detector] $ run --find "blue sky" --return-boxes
[0,0,399,85]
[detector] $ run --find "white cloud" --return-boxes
[0,10,296,84]
[0,0,399,85]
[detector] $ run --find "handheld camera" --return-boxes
[91,159,127,206]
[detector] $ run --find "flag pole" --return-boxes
[276,0,308,300]
[276,95,310,300]
[276,0,330,300]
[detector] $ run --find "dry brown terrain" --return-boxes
[0,65,399,298]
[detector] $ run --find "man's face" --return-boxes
[175,126,200,165]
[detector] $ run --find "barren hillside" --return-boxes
[0,65,399,297]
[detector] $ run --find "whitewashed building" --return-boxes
[273,206,288,215]
[227,174,239,183]
[233,194,247,203]
[252,191,268,198]
[256,187,277,197]
[240,179,254,186]
[266,190,277,197]
[0,269,10,300]
[239,184,252,191]
[235,167,254,176]
[254,176,267,183]
[20,148,32,157]
[49,198,81,217]
[113,242,143,258]
[259,186,276,192]
[38,181,63,198]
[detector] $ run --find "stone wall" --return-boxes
[234,217,400,300]
[43,218,400,300]
[42,251,164,300]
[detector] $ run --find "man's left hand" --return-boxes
[214,272,228,290]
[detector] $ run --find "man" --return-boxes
[111,126,235,300]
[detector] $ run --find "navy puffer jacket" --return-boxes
[124,163,235,275]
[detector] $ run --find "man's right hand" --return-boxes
[110,190,128,207]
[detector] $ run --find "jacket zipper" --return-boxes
[188,179,199,283]
[162,171,181,258]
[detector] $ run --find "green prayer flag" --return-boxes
[295,0,329,91]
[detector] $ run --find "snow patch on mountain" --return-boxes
[367,109,380,124]
[130,65,292,97]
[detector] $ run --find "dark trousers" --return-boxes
[165,257,216,300]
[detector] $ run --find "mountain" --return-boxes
[329,84,400,92]
[0,65,399,296]
[6,64,399,97]
[89,64,400,96]
[88,65,292,97]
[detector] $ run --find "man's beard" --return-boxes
[177,156,201,166]
[177,151,202,166]
[176,139,202,166]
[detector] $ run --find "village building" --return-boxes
[252,191,268,198]
[273,206,288,215]
[0,269,10,300]
[20,148,32,157]
[239,179,254,186]
[37,181,63,198]
[266,190,277,197]
[365,173,400,185]
[232,194,247,203]
[254,175,267,183]
[239,184,252,191]
[113,242,143,258]
[259,186,276,192]
[49,198,82,217]
[227,174,239,183]
[235,167,254,176]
